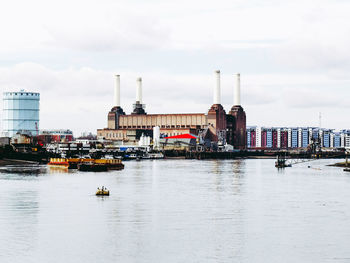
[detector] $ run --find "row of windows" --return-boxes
[4,92,39,96]
[120,125,195,129]
[102,132,125,139]
[99,131,186,139]
[163,132,184,137]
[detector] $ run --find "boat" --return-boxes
[275,155,292,168]
[78,163,108,172]
[124,153,138,160]
[94,159,124,170]
[141,152,165,160]
[48,158,124,171]
[344,168,350,172]
[148,152,164,159]
[48,158,70,168]
[96,188,109,196]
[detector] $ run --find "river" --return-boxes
[0,159,350,262]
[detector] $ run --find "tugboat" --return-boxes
[275,154,292,168]
[96,186,109,196]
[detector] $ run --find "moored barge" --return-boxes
[48,158,124,171]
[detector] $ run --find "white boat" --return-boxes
[143,152,164,159]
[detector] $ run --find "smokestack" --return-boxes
[214,70,221,104]
[114,74,120,107]
[234,73,241,106]
[136,77,142,104]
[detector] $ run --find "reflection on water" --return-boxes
[0,188,39,259]
[0,165,48,176]
[0,159,350,262]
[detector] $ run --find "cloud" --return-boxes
[1,63,350,136]
[273,1,350,70]
[44,4,170,52]
[1,0,350,134]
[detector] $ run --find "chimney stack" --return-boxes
[136,77,142,104]
[114,74,120,107]
[214,70,221,104]
[234,73,241,106]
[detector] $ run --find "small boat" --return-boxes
[142,152,165,159]
[275,155,292,168]
[344,168,350,172]
[96,188,109,196]
[124,153,138,160]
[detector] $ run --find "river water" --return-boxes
[0,159,350,263]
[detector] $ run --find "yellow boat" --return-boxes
[96,189,109,196]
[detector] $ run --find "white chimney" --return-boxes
[214,70,221,104]
[136,77,142,104]
[234,73,241,106]
[114,74,120,107]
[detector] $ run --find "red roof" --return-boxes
[164,133,197,139]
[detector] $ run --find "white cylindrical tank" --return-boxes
[214,70,221,104]
[136,77,142,104]
[139,133,144,146]
[2,91,40,137]
[153,126,160,148]
[145,136,151,146]
[234,73,241,106]
[114,74,120,107]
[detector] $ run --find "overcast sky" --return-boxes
[1,0,350,135]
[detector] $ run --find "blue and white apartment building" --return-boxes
[247,126,350,149]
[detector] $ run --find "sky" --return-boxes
[1,0,350,136]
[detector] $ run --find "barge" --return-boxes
[48,158,124,171]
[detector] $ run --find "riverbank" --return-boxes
[328,161,349,167]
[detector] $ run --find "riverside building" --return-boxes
[97,71,247,149]
[2,90,40,137]
[247,126,350,149]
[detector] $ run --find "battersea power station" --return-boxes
[97,70,247,149]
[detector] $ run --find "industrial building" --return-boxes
[2,91,40,137]
[37,129,74,144]
[97,71,247,149]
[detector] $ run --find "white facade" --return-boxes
[345,134,350,148]
[2,91,40,137]
[319,129,323,147]
[287,128,292,148]
[308,128,313,144]
[341,133,345,147]
[298,128,302,148]
[256,127,261,148]
[330,133,334,148]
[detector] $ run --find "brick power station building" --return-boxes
[97,71,246,149]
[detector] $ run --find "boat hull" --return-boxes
[78,163,108,172]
